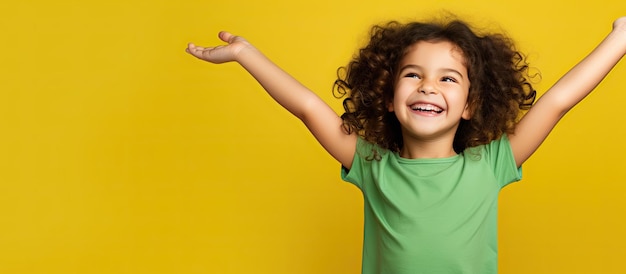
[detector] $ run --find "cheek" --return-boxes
[444,89,467,110]
[459,92,471,119]
[388,96,402,112]
[389,84,403,112]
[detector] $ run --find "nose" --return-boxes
[418,80,437,94]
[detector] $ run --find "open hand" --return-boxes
[186,32,252,64]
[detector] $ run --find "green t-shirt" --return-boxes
[341,135,521,274]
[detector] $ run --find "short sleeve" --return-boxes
[481,134,523,187]
[341,138,381,190]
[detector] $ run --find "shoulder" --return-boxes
[354,137,389,161]
[463,134,522,186]
[464,134,513,157]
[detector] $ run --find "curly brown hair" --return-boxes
[334,18,537,154]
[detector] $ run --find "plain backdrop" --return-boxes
[1,0,625,273]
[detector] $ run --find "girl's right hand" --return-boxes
[186,31,252,64]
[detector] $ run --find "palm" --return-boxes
[186,32,250,64]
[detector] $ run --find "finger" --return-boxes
[185,45,206,58]
[186,43,196,54]
[187,45,212,58]
[217,31,230,43]
[187,43,205,51]
[218,31,240,44]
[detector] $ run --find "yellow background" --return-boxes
[1,0,625,273]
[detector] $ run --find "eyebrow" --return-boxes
[398,64,465,79]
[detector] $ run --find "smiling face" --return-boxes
[389,40,471,149]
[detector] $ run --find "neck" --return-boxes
[399,137,457,159]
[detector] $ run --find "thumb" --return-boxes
[218,31,237,44]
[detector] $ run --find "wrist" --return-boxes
[234,44,262,63]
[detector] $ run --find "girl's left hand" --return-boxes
[613,16,626,33]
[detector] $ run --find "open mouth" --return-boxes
[410,103,444,114]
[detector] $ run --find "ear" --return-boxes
[388,101,394,112]
[461,103,471,120]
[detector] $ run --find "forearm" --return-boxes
[510,18,626,166]
[542,23,626,114]
[235,46,324,120]
[187,32,356,166]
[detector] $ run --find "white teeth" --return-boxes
[410,103,443,113]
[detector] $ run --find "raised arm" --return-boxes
[186,32,357,168]
[509,17,626,167]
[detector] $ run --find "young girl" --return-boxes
[186,16,626,274]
